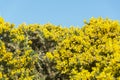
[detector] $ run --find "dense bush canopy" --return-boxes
[0,17,120,80]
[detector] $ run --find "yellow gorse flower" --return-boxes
[0,72,2,79]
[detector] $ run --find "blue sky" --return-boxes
[0,0,120,27]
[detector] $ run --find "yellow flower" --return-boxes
[17,35,25,41]
[2,52,13,61]
[46,52,54,60]
[28,40,32,44]
[0,72,2,79]
[0,17,4,24]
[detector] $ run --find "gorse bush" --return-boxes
[0,18,38,80]
[45,17,120,80]
[0,17,120,80]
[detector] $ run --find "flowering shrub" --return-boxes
[46,17,120,80]
[0,17,38,80]
[1,17,120,80]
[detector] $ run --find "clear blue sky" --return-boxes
[0,0,120,27]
